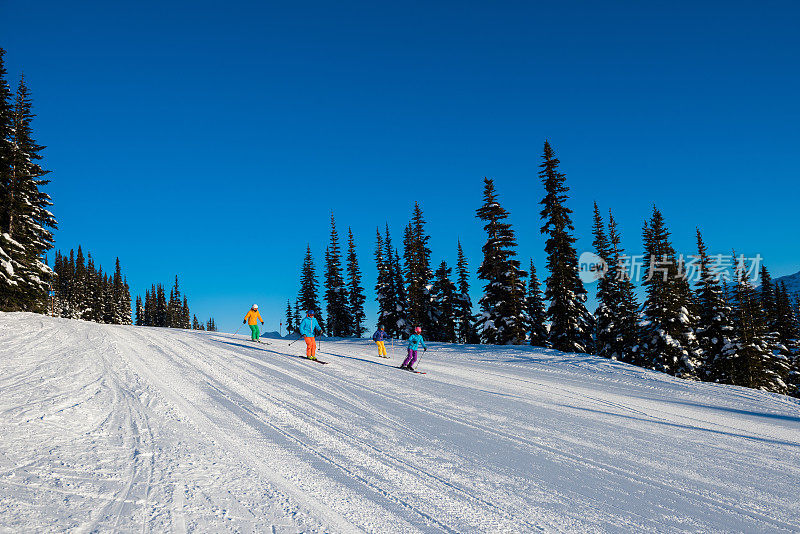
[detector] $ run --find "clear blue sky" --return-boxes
[2,1,799,333]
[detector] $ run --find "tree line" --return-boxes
[291,141,800,398]
[134,275,217,331]
[51,247,132,325]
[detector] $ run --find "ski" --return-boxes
[306,358,329,364]
[397,366,426,374]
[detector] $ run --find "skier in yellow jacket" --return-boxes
[243,304,265,341]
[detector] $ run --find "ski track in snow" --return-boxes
[1,312,799,533]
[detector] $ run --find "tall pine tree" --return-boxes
[475,177,527,345]
[429,261,457,342]
[591,203,616,358]
[453,240,475,343]
[346,227,366,337]
[640,206,700,377]
[285,300,294,334]
[539,141,593,353]
[0,69,56,312]
[727,257,789,393]
[526,259,549,347]
[604,212,640,363]
[323,214,351,337]
[374,227,391,330]
[377,225,408,338]
[403,202,433,331]
[298,245,322,326]
[694,229,736,382]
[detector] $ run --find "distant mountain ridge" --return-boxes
[772,270,800,297]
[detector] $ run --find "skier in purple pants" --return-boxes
[401,326,427,371]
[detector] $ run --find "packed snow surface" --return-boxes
[1,313,799,533]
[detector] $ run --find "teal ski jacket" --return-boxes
[299,316,322,337]
[407,333,427,351]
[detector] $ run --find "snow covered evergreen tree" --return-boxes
[167,275,182,328]
[374,227,391,330]
[135,295,144,326]
[112,258,131,325]
[102,272,114,324]
[538,141,593,353]
[774,282,799,356]
[475,177,528,345]
[591,205,640,361]
[323,214,351,337]
[526,259,549,347]
[298,245,323,326]
[156,284,168,327]
[591,203,615,358]
[0,68,56,312]
[181,296,190,329]
[726,258,790,394]
[403,202,433,332]
[285,300,294,334]
[293,298,301,333]
[388,240,410,338]
[73,247,88,319]
[375,225,408,338]
[453,240,476,344]
[640,206,701,377]
[429,260,457,342]
[605,212,640,363]
[759,266,778,333]
[346,227,366,337]
[0,48,20,308]
[84,253,100,322]
[694,230,736,382]
[143,288,153,326]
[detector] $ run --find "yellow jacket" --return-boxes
[244,309,263,325]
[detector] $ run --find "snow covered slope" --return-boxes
[1,313,799,533]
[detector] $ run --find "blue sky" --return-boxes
[2,0,799,333]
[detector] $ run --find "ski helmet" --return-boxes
[414,326,422,333]
[252,304,258,310]
[308,310,315,316]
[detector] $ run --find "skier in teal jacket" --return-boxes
[401,326,427,371]
[298,310,323,360]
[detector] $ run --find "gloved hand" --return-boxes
[423,347,427,352]
[242,320,246,324]
[261,321,264,325]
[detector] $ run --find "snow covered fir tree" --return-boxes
[323,213,351,337]
[539,141,594,353]
[346,227,367,337]
[297,244,323,326]
[639,206,701,377]
[475,177,528,345]
[591,205,639,362]
[402,202,434,333]
[0,49,56,313]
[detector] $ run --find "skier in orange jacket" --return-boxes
[243,304,264,341]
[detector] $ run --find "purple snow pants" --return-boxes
[402,349,418,368]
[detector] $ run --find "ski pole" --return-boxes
[234,324,243,336]
[288,334,304,346]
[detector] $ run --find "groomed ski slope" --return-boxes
[1,313,799,533]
